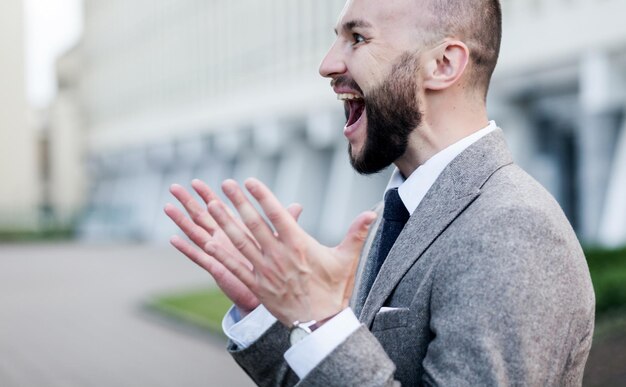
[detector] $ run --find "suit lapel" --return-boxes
[358,129,514,326]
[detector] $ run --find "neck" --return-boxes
[394,93,489,178]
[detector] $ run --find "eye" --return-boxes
[352,33,366,45]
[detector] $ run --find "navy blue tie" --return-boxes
[361,188,410,300]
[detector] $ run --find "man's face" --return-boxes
[320,0,426,174]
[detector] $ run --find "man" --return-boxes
[165,0,595,385]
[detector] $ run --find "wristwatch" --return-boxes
[289,312,339,346]
[289,319,321,346]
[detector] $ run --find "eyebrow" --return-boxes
[334,19,373,35]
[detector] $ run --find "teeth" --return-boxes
[337,93,363,101]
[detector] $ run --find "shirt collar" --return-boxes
[385,121,498,215]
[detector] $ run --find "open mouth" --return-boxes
[338,93,365,127]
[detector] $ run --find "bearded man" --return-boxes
[165,0,595,385]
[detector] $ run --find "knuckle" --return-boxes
[233,237,249,252]
[353,232,367,242]
[190,211,202,222]
[211,267,226,282]
[246,217,264,233]
[187,228,200,241]
[266,210,282,224]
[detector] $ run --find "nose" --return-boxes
[319,40,347,79]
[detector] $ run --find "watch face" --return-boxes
[289,326,309,346]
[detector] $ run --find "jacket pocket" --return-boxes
[371,307,410,332]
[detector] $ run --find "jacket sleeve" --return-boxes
[229,321,299,387]
[229,321,400,387]
[297,326,400,387]
[420,205,595,386]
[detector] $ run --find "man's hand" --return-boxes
[164,179,302,316]
[205,178,377,327]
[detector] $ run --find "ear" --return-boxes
[422,40,469,91]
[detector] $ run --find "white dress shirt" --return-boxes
[222,121,498,379]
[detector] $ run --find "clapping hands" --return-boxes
[165,178,376,326]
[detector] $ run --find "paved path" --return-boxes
[0,243,254,387]
[3,243,623,386]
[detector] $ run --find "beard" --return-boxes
[348,52,422,175]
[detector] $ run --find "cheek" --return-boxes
[368,47,398,74]
[349,51,391,90]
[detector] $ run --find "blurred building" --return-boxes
[67,0,626,247]
[46,44,86,227]
[492,0,626,247]
[0,0,40,232]
[75,0,386,244]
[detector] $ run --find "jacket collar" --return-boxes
[357,128,514,326]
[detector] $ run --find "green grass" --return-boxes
[150,247,626,335]
[0,227,73,242]
[148,287,232,335]
[585,246,626,315]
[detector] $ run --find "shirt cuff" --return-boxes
[284,308,360,379]
[222,304,277,349]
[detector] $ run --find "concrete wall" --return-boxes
[48,46,86,225]
[0,0,40,231]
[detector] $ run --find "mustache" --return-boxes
[331,76,364,96]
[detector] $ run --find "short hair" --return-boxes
[423,0,502,98]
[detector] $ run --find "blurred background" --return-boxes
[1,0,625,386]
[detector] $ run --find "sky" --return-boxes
[25,0,82,108]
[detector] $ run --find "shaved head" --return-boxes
[421,0,502,98]
[321,0,502,171]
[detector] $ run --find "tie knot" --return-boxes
[383,188,410,223]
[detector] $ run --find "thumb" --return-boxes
[337,211,377,255]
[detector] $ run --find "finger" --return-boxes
[208,199,265,268]
[192,178,241,220]
[170,234,220,273]
[164,203,211,248]
[337,211,378,255]
[204,239,257,290]
[221,180,277,249]
[191,179,219,204]
[171,235,243,283]
[193,178,259,244]
[170,184,218,234]
[244,178,300,241]
[278,203,303,238]
[171,235,260,312]
[191,178,244,231]
[286,203,303,221]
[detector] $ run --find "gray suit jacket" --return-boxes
[229,129,595,386]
